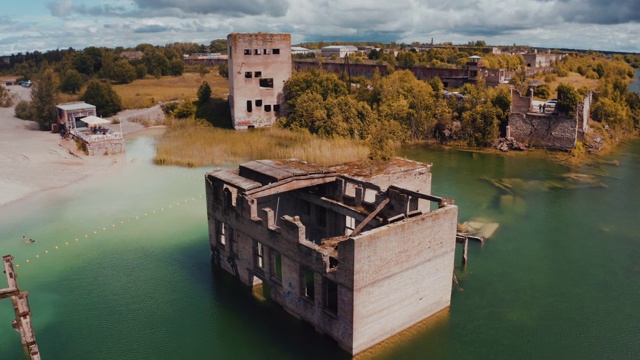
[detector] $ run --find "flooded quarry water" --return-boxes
[1,129,639,359]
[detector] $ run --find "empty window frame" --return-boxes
[301,267,315,301]
[254,71,262,78]
[255,241,265,269]
[323,279,338,314]
[259,78,274,88]
[229,227,238,257]
[264,49,271,55]
[254,49,262,55]
[255,99,263,107]
[271,251,282,280]
[273,104,281,113]
[245,71,252,78]
[345,216,356,235]
[264,105,272,112]
[244,49,251,55]
[216,220,226,247]
[273,49,280,55]
[247,100,252,113]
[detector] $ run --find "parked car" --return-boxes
[5,81,12,86]
[21,80,32,87]
[545,99,558,108]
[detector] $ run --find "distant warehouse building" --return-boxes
[227,33,291,130]
[321,45,358,58]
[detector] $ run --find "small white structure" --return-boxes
[291,46,311,55]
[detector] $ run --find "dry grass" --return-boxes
[547,71,600,94]
[154,119,370,167]
[113,72,228,110]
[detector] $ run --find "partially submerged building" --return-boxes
[227,33,291,129]
[205,158,458,355]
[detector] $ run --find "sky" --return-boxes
[1,0,639,56]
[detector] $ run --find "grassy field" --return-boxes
[154,120,370,167]
[547,71,600,95]
[113,70,228,109]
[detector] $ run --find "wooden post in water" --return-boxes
[1,255,41,360]
[462,238,469,266]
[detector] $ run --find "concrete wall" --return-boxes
[228,33,291,129]
[346,205,458,355]
[76,138,126,156]
[508,112,578,150]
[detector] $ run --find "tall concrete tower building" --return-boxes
[227,33,292,129]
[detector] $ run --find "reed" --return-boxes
[154,119,369,167]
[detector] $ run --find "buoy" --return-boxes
[45,250,49,254]
[65,242,69,246]
[85,234,88,238]
[55,246,59,250]
[26,259,30,263]
[36,255,40,259]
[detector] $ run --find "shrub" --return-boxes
[15,100,32,119]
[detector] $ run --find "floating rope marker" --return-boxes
[45,250,49,254]
[35,255,40,259]
[75,238,79,242]
[55,246,59,250]
[65,242,69,246]
[26,259,30,263]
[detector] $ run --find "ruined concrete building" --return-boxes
[205,158,458,355]
[508,89,592,150]
[227,33,291,129]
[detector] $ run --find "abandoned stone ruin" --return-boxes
[205,158,459,355]
[507,89,593,150]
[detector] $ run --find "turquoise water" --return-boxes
[1,130,639,359]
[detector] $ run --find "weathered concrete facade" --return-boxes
[227,33,291,129]
[508,90,592,150]
[205,159,458,355]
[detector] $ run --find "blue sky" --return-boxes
[1,0,639,55]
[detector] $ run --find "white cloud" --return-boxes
[2,0,640,55]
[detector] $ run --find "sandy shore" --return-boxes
[0,81,165,208]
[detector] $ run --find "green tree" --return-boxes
[72,53,95,75]
[81,79,122,117]
[556,83,581,115]
[30,68,60,130]
[217,62,228,78]
[112,59,137,84]
[197,81,212,104]
[60,69,83,94]
[173,100,196,119]
[168,58,184,76]
[209,39,228,53]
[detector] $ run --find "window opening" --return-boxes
[264,49,271,55]
[247,100,252,112]
[259,78,274,88]
[273,49,280,55]
[216,220,226,247]
[324,279,338,314]
[301,268,315,301]
[255,241,264,269]
[264,105,272,112]
[255,99,263,107]
[272,251,282,280]
[254,49,262,55]
[345,216,356,235]
[244,49,251,55]
[245,71,252,78]
[254,71,262,78]
[273,104,280,113]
